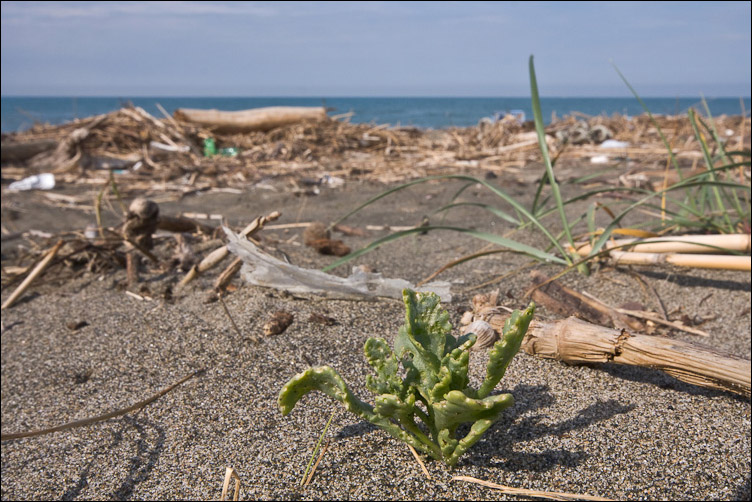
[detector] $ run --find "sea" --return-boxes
[1,96,750,133]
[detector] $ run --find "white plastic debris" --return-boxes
[599,139,630,149]
[225,228,452,302]
[149,140,190,153]
[321,174,345,187]
[8,173,55,191]
[590,155,610,164]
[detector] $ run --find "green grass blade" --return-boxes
[688,108,734,231]
[529,55,576,261]
[432,201,521,226]
[322,225,567,272]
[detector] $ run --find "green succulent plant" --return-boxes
[279,289,535,466]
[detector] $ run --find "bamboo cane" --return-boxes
[572,234,750,255]
[607,251,750,271]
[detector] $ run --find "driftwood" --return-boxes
[522,317,750,396]
[1,139,58,163]
[174,106,327,133]
[178,211,281,287]
[1,240,64,310]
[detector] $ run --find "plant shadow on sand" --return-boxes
[456,384,635,471]
[334,383,636,473]
[60,415,165,501]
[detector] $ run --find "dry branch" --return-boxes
[220,467,242,501]
[529,271,642,331]
[179,211,281,287]
[1,240,64,310]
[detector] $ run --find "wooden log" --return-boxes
[521,317,750,396]
[173,107,327,133]
[1,139,58,163]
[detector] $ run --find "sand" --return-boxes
[1,174,750,500]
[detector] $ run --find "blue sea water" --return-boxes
[1,96,750,133]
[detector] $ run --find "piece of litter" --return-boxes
[150,140,190,153]
[590,155,610,164]
[599,139,630,149]
[224,228,452,302]
[8,173,55,191]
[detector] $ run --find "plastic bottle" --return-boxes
[203,138,217,157]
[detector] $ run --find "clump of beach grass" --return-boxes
[324,56,750,280]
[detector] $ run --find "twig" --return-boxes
[218,292,251,341]
[580,291,709,337]
[220,467,241,501]
[452,475,613,501]
[1,240,64,310]
[214,257,242,291]
[417,244,495,286]
[303,440,329,487]
[626,269,668,320]
[300,410,335,487]
[613,306,709,337]
[125,290,148,301]
[179,211,281,287]
[407,444,431,479]
[1,369,204,440]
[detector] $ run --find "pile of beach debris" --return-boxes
[2,105,748,193]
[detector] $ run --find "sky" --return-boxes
[1,1,750,97]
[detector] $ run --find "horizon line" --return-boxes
[3,94,751,99]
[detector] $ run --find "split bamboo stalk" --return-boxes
[1,240,64,310]
[573,234,750,255]
[522,317,750,396]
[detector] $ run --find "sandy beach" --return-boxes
[1,111,751,500]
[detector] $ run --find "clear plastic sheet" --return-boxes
[225,228,452,302]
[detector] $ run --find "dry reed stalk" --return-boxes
[452,476,613,501]
[1,239,64,310]
[522,317,750,396]
[220,467,241,501]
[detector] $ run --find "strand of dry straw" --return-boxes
[452,475,613,501]
[1,369,203,441]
